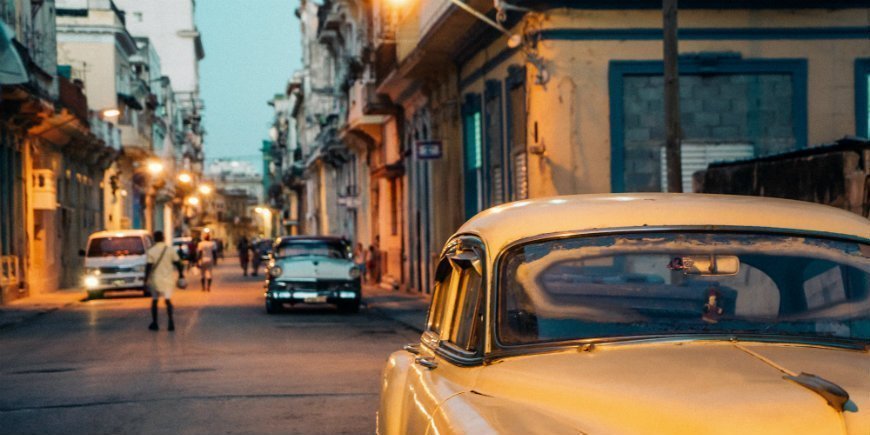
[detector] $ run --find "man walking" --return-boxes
[145,231,183,331]
[197,232,218,291]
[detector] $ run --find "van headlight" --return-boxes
[84,275,99,288]
[349,267,361,279]
[269,266,283,278]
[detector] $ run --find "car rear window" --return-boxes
[87,237,145,257]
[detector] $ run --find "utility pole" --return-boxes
[663,0,682,192]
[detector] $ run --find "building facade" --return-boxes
[271,1,870,295]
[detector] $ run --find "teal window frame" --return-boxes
[608,56,808,192]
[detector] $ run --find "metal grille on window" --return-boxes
[514,153,528,200]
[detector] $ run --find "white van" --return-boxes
[80,229,153,299]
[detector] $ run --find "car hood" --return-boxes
[470,340,868,434]
[275,256,353,281]
[84,254,146,268]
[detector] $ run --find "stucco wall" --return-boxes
[458,8,870,197]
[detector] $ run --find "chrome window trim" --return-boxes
[488,225,870,356]
[420,235,488,367]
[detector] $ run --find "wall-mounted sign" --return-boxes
[415,140,443,160]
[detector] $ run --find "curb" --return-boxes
[363,300,425,333]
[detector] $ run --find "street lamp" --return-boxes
[101,108,121,118]
[186,196,200,206]
[177,172,192,184]
[198,184,213,196]
[146,160,164,175]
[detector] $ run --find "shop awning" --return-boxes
[0,23,28,85]
[117,92,143,110]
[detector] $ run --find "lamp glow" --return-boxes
[178,173,192,184]
[186,196,200,206]
[198,184,213,195]
[101,108,120,118]
[146,161,164,175]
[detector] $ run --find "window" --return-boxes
[484,80,505,206]
[506,66,528,201]
[449,265,484,352]
[856,59,870,138]
[462,94,483,219]
[427,260,455,336]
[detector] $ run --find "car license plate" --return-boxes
[304,295,327,303]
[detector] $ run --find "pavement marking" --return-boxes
[0,392,379,413]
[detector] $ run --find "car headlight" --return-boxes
[134,264,146,273]
[269,266,283,278]
[349,267,360,279]
[84,275,99,288]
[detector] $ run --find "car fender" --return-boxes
[377,349,415,435]
[426,390,585,435]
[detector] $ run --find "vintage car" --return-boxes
[377,194,870,434]
[264,236,361,313]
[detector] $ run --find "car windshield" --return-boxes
[498,232,870,346]
[275,241,346,259]
[87,236,145,257]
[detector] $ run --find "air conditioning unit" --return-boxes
[32,169,57,210]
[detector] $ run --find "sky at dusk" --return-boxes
[197,1,301,168]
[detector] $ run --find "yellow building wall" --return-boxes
[459,8,870,198]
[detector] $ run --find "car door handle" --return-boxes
[415,356,438,369]
[403,343,421,355]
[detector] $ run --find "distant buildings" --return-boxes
[0,0,205,303]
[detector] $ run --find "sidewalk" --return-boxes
[363,284,430,333]
[0,288,84,330]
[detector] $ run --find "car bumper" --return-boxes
[266,282,360,305]
[83,274,145,291]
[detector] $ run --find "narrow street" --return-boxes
[0,260,420,434]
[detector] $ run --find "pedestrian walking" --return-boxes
[197,233,218,291]
[366,245,378,284]
[145,231,183,331]
[251,240,262,277]
[237,236,250,276]
[353,242,366,282]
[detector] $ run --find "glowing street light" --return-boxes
[101,108,121,118]
[177,172,192,184]
[146,160,164,175]
[186,196,200,206]
[198,184,213,195]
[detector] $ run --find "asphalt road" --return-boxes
[0,260,419,434]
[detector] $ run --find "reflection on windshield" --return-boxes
[276,242,346,259]
[498,233,870,345]
[87,237,145,257]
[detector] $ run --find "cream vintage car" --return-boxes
[377,194,869,434]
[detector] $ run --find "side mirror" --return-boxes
[78,249,86,257]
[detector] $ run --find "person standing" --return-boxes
[237,236,250,276]
[353,243,366,282]
[197,233,218,291]
[145,231,183,331]
[251,240,262,277]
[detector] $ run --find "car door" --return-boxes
[397,237,487,434]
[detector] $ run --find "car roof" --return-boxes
[276,235,348,244]
[88,229,151,239]
[455,193,870,254]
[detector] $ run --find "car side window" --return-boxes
[449,264,484,352]
[427,259,455,336]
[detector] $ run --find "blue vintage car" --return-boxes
[264,236,361,314]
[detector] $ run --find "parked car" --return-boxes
[80,229,154,299]
[264,236,360,313]
[377,194,870,435]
